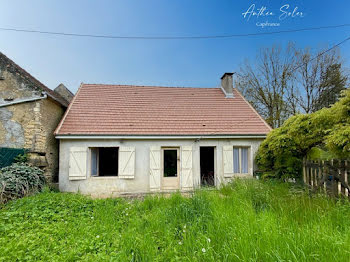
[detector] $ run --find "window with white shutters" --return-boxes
[223,146,251,177]
[89,147,119,177]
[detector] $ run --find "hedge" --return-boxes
[256,89,350,179]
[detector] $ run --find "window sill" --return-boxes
[91,176,119,179]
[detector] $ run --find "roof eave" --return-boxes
[55,134,268,140]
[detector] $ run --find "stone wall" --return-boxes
[41,98,65,181]
[0,70,42,102]
[0,68,41,150]
[0,100,64,181]
[0,55,66,182]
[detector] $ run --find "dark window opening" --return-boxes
[164,149,177,177]
[91,147,118,176]
[200,147,215,186]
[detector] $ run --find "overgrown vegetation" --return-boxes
[0,163,45,204]
[256,89,350,179]
[13,153,28,164]
[0,180,349,261]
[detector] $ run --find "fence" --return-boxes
[303,159,350,198]
[0,147,27,168]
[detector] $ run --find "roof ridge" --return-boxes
[81,83,220,89]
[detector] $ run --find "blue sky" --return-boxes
[0,0,349,93]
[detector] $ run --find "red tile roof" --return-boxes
[55,84,271,136]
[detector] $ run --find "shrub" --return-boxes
[13,153,28,163]
[307,147,337,160]
[256,89,350,179]
[0,163,45,204]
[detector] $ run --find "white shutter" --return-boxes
[223,145,233,178]
[150,146,161,191]
[181,146,193,190]
[69,147,87,180]
[118,147,135,179]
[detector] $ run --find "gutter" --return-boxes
[0,93,47,108]
[55,134,267,140]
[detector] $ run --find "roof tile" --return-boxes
[55,84,271,135]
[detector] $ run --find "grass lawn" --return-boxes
[1,180,350,261]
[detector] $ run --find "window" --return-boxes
[91,147,118,176]
[233,148,240,173]
[241,148,248,173]
[233,147,249,174]
[163,149,178,177]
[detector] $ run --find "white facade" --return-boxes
[58,137,264,197]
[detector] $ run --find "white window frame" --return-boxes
[233,146,251,175]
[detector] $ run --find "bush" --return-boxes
[0,163,45,204]
[13,153,28,163]
[256,89,350,179]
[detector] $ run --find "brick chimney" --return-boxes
[220,72,234,98]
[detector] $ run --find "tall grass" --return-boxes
[1,180,350,261]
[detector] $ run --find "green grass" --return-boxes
[1,180,350,261]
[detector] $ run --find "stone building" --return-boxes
[0,52,72,181]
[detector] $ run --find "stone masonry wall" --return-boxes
[40,98,65,181]
[0,61,66,182]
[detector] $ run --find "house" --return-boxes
[0,52,73,181]
[55,73,271,196]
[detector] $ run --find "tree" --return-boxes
[236,45,295,128]
[237,43,348,127]
[292,47,346,113]
[313,63,348,111]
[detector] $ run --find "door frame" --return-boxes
[199,146,217,187]
[161,147,180,190]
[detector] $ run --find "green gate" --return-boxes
[0,148,27,168]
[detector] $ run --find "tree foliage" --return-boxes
[256,89,350,179]
[314,63,348,111]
